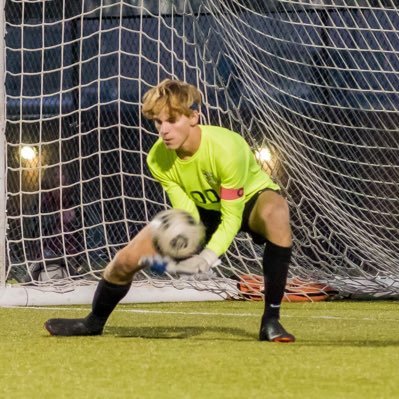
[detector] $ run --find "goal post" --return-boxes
[1,0,398,306]
[0,0,6,289]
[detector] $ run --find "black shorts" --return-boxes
[197,188,280,246]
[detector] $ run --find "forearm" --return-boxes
[205,201,244,256]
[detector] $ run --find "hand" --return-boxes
[168,249,220,275]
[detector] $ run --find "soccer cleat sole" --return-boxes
[260,332,295,343]
[268,335,295,343]
[259,318,295,343]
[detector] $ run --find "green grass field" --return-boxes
[0,300,398,399]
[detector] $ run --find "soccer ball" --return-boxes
[150,209,205,260]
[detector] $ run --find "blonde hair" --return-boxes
[142,79,201,120]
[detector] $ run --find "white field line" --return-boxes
[2,305,399,322]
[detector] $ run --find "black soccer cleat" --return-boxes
[44,317,103,336]
[259,317,295,343]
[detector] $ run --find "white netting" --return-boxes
[2,0,399,302]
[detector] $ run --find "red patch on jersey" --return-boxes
[220,187,244,200]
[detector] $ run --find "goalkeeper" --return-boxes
[44,79,295,343]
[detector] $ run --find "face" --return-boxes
[153,110,194,151]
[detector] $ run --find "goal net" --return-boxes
[1,0,398,305]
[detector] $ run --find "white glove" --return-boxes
[168,249,220,275]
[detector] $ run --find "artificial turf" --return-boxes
[0,300,398,399]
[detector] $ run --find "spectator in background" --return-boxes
[25,167,81,282]
[41,167,79,259]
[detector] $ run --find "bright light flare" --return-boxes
[255,146,272,163]
[20,146,37,161]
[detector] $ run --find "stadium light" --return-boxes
[20,145,37,162]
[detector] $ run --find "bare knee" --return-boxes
[103,225,156,284]
[250,193,292,247]
[261,197,290,226]
[115,247,141,275]
[264,198,291,246]
[103,247,140,283]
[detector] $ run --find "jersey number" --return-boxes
[190,189,220,204]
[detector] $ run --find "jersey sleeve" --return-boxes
[205,137,249,256]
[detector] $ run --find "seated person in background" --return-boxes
[25,167,80,282]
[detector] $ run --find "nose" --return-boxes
[159,121,170,137]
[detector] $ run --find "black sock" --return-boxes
[85,279,131,330]
[263,240,292,319]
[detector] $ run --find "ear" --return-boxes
[189,110,200,126]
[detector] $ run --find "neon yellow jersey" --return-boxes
[147,125,280,256]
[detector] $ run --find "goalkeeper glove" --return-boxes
[168,249,220,275]
[138,254,175,274]
[139,249,220,275]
